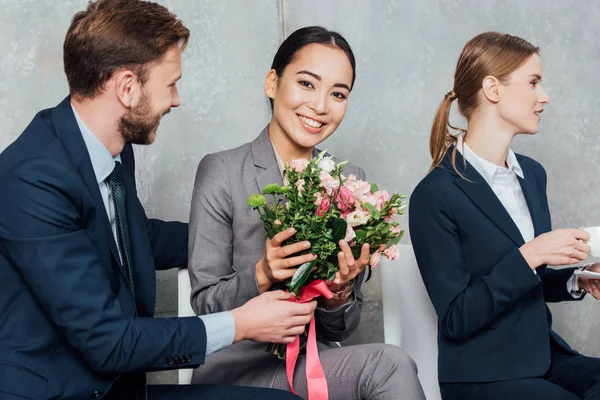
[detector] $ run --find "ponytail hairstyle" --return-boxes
[429,32,539,173]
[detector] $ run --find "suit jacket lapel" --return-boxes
[250,126,328,200]
[50,97,123,270]
[517,164,543,238]
[251,126,285,197]
[119,146,156,314]
[446,150,526,247]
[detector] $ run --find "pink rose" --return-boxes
[360,193,377,208]
[316,197,331,217]
[342,174,356,190]
[341,209,352,220]
[344,224,356,242]
[314,192,324,206]
[344,176,371,199]
[390,224,402,234]
[290,158,309,172]
[319,171,339,195]
[374,190,390,211]
[390,207,398,215]
[295,179,305,197]
[384,245,399,260]
[336,186,355,211]
[370,251,382,268]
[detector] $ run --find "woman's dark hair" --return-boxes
[269,26,356,108]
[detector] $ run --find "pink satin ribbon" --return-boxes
[286,279,333,400]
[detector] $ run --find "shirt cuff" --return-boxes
[198,311,235,356]
[567,270,583,298]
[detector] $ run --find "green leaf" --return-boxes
[326,269,336,281]
[289,260,315,294]
[363,203,380,220]
[386,231,404,247]
[354,229,367,241]
[370,183,378,194]
[330,218,348,243]
[264,206,275,220]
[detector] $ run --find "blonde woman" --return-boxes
[410,32,600,400]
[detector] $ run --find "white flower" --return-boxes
[318,157,336,173]
[344,224,356,242]
[345,210,371,227]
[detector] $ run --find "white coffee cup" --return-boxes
[584,226,600,258]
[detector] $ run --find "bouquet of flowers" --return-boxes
[248,151,406,397]
[247,150,406,296]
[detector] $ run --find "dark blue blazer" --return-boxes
[409,149,580,384]
[0,97,207,399]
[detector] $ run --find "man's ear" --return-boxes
[113,69,140,108]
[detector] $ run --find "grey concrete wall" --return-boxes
[2,0,600,385]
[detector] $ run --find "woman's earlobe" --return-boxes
[264,69,278,100]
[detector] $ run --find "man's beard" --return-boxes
[118,92,163,145]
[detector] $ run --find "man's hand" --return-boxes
[231,290,316,344]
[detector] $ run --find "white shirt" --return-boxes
[456,136,579,295]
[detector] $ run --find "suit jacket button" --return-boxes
[185,355,192,363]
[91,391,102,398]
[167,356,175,365]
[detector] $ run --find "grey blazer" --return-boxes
[188,127,367,385]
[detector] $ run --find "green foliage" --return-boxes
[247,150,406,296]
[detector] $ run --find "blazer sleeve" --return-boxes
[409,182,541,341]
[145,218,188,270]
[0,158,207,374]
[188,154,262,314]
[543,267,581,302]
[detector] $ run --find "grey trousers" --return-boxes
[235,343,425,400]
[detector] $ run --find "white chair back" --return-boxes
[381,244,441,400]
[177,268,195,384]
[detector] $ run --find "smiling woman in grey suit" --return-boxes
[188,26,425,400]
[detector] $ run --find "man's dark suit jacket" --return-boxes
[0,97,206,399]
[409,149,581,384]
